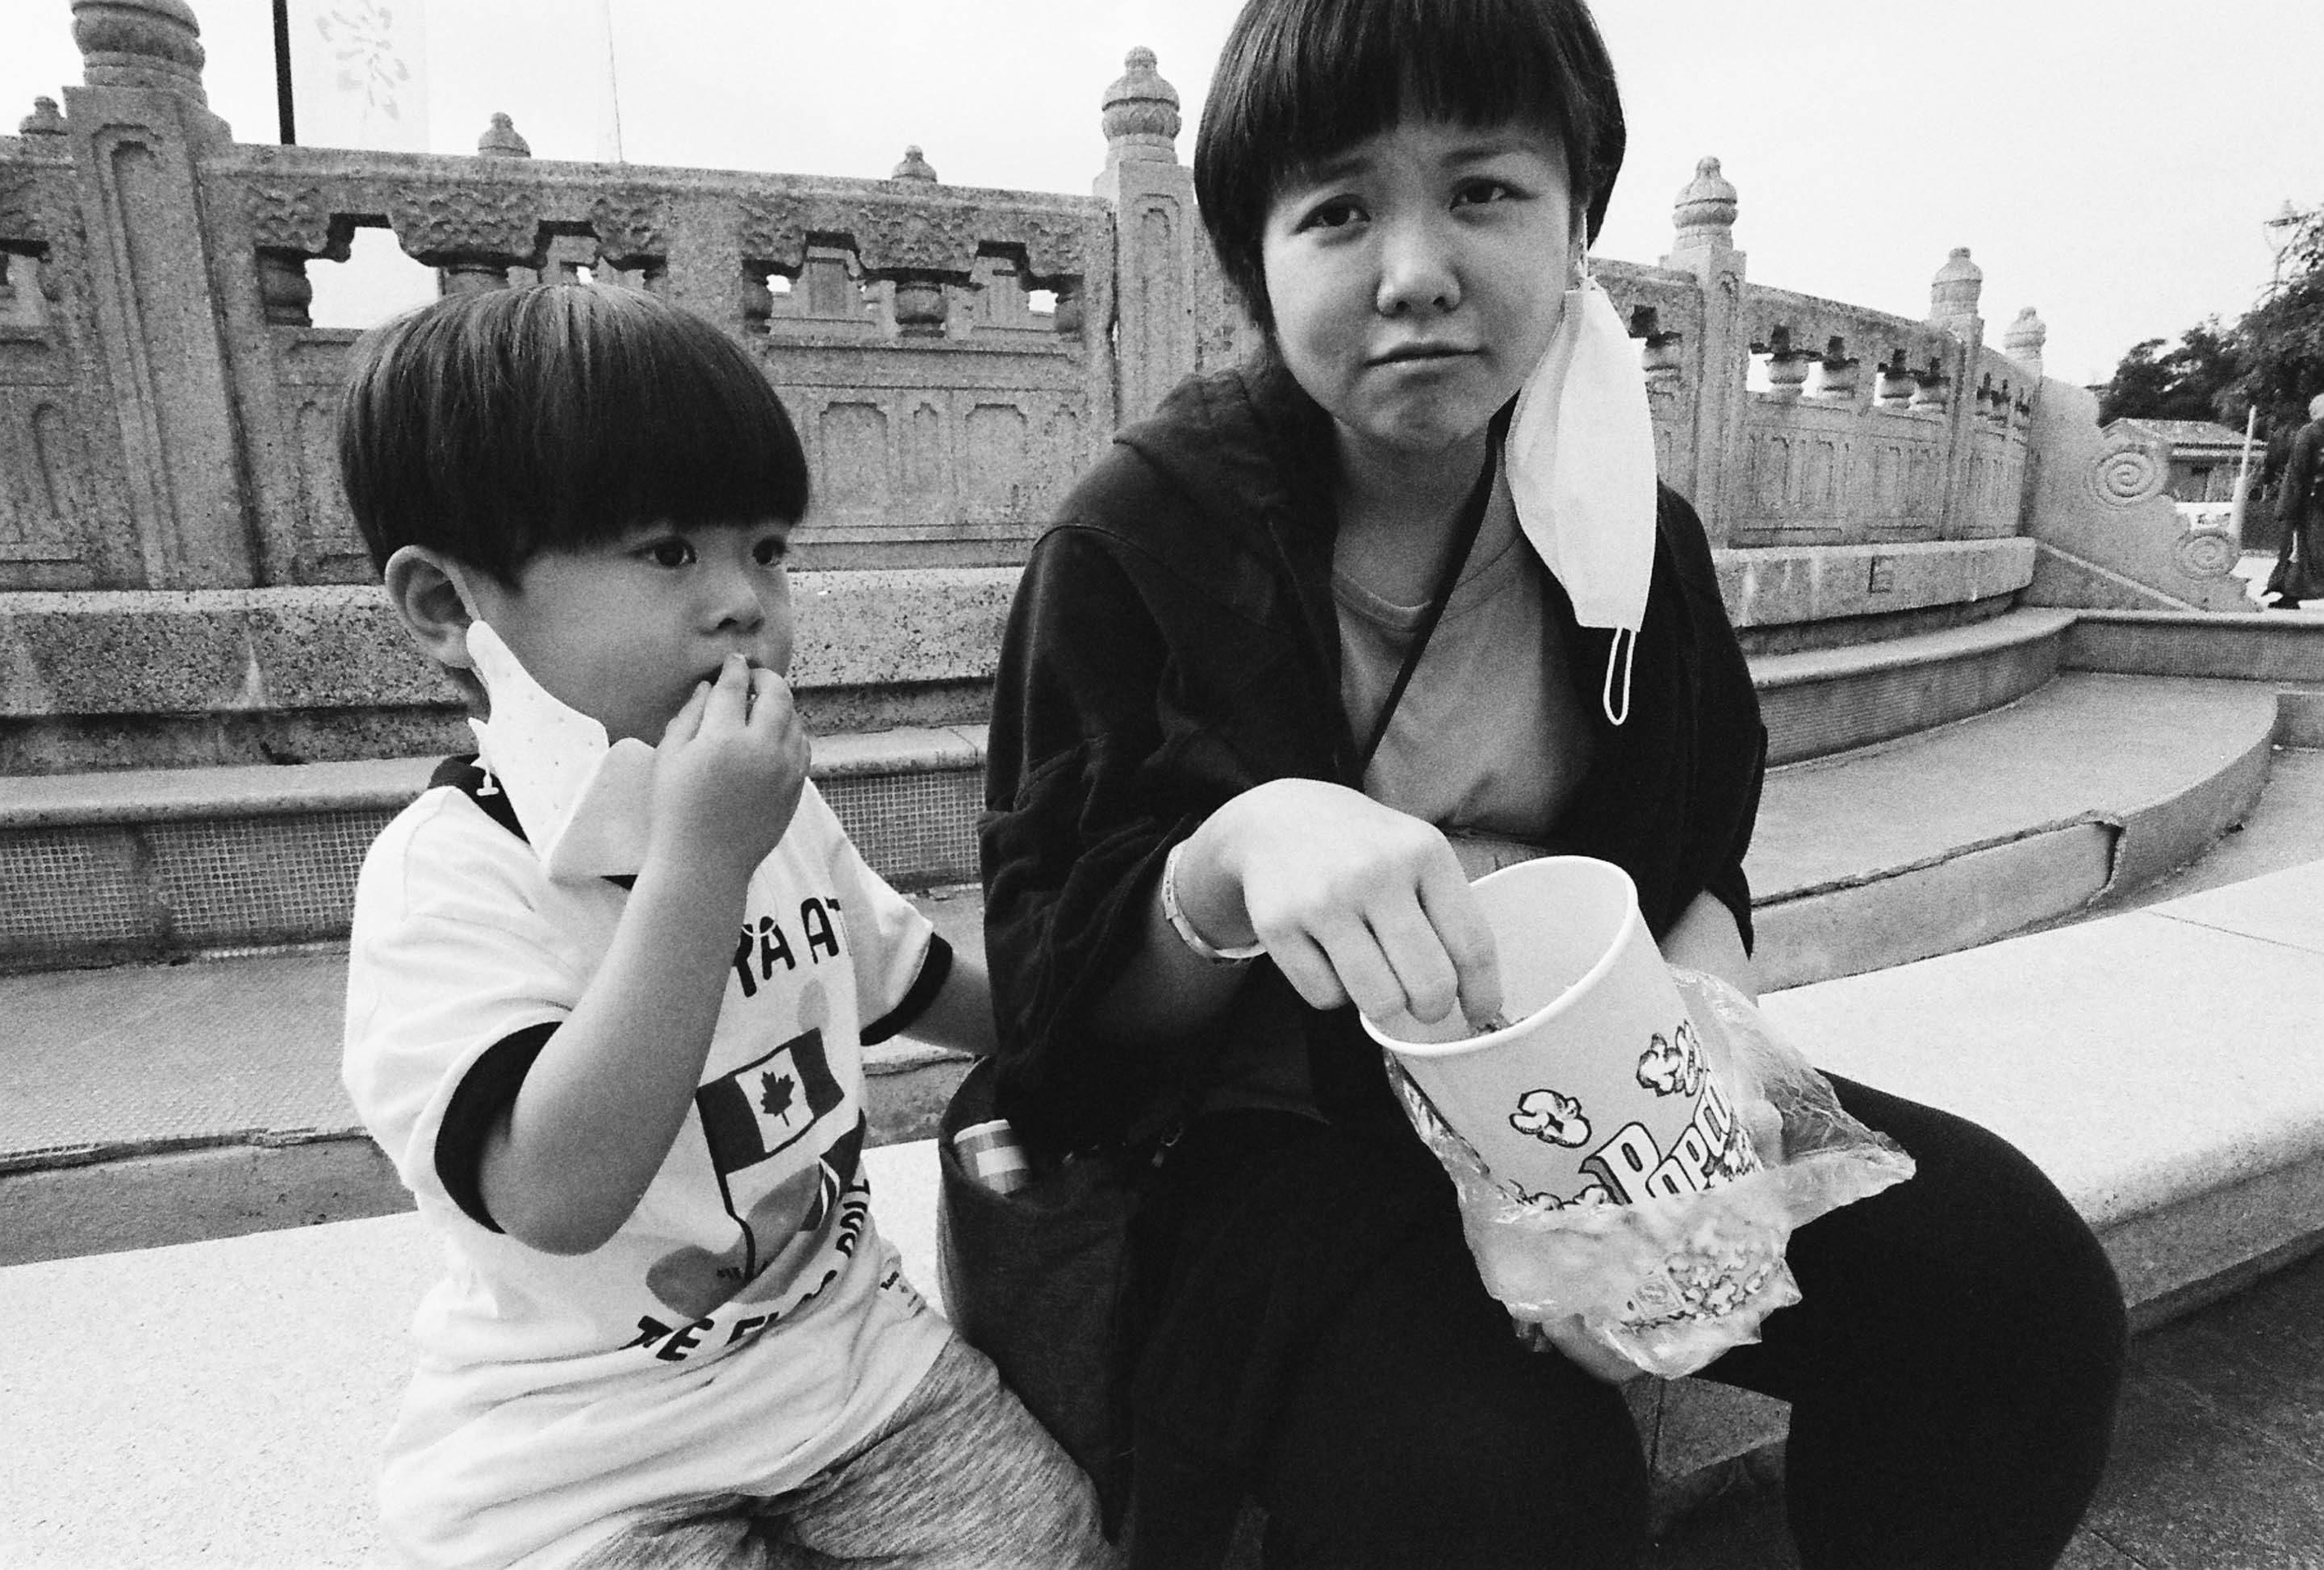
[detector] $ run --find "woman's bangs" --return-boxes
[1269,0,1567,182]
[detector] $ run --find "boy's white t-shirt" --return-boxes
[344,771,952,1570]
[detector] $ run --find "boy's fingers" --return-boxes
[745,666,793,729]
[699,654,750,730]
[661,679,712,746]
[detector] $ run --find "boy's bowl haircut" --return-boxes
[336,284,809,584]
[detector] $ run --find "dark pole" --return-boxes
[274,0,296,144]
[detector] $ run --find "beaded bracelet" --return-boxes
[1160,841,1265,964]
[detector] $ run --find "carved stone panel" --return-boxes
[738,192,1092,284]
[243,183,342,257]
[817,401,894,520]
[0,168,50,245]
[0,390,107,585]
[387,184,543,266]
[589,190,669,267]
[776,378,1089,566]
[963,403,1030,520]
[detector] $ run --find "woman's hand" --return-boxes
[1176,779,1503,1029]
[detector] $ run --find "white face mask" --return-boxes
[465,620,658,879]
[1504,269,1658,724]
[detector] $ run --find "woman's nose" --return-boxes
[1375,215,1461,315]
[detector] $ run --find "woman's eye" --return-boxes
[643,540,696,568]
[1298,198,1365,232]
[1454,179,1518,208]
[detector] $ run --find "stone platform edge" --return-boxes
[0,725,993,829]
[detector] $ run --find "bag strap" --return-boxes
[1354,402,1515,775]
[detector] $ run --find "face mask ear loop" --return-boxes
[462,621,503,795]
[1602,628,1636,728]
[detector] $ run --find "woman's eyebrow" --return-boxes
[1287,148,1373,187]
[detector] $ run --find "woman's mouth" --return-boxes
[1372,344,1474,368]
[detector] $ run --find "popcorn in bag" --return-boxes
[1389,967,1914,1378]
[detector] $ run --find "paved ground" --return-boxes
[1645,1240,2324,1570]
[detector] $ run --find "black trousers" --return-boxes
[1124,1078,2128,1570]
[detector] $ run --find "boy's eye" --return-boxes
[752,535,790,566]
[642,539,696,568]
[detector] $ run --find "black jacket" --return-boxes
[980,357,1767,1155]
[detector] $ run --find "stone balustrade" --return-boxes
[0,0,2249,773]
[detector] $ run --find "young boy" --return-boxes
[339,283,1105,1570]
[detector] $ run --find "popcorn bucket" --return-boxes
[1361,857,1758,1208]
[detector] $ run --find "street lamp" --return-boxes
[2266,200,2302,293]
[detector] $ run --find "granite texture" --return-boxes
[1714,538,2034,629]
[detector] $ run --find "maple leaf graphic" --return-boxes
[759,1071,797,1121]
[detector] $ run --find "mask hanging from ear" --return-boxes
[465,620,658,879]
[1504,265,1658,724]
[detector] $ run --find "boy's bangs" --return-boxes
[516,293,807,549]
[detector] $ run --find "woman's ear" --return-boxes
[382,545,487,672]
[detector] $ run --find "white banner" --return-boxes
[287,0,431,153]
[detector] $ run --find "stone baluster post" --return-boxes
[2003,306,2046,381]
[1928,247,1984,538]
[1094,48,1205,424]
[1659,157,1748,543]
[62,0,258,587]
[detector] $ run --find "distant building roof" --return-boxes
[2111,418,2251,453]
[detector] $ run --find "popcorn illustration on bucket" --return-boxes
[1361,857,1762,1212]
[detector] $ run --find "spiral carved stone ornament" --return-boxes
[2088,436,2166,509]
[2175,529,2237,580]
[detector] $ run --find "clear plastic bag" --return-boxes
[1387,967,1916,1378]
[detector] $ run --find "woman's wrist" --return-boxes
[1161,839,1264,964]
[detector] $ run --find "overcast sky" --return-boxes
[6,0,2321,386]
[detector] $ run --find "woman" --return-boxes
[980,1,2127,1564]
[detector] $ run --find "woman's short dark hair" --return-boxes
[337,283,809,584]
[1194,0,1626,332]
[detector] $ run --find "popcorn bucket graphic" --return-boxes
[1361,857,1758,1207]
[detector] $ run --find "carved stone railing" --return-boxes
[0,0,2247,770]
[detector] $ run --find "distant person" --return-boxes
[335,284,1106,1570]
[2268,391,2324,609]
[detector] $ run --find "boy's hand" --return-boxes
[648,654,809,880]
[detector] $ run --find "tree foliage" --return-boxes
[2096,203,2324,477]
[2234,204,2324,456]
[2096,321,2244,426]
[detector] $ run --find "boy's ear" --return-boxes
[382,545,487,672]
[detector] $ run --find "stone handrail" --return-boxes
[0,0,2240,624]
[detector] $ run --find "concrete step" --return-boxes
[1753,605,2074,766]
[7,693,2315,1263]
[6,605,2310,975]
[1748,673,2290,989]
[10,858,2322,1569]
[0,725,986,971]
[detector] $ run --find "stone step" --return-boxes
[1748,673,2292,990]
[6,685,2314,1263]
[1752,605,2075,766]
[9,858,2322,1569]
[0,606,2100,973]
[0,724,986,971]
